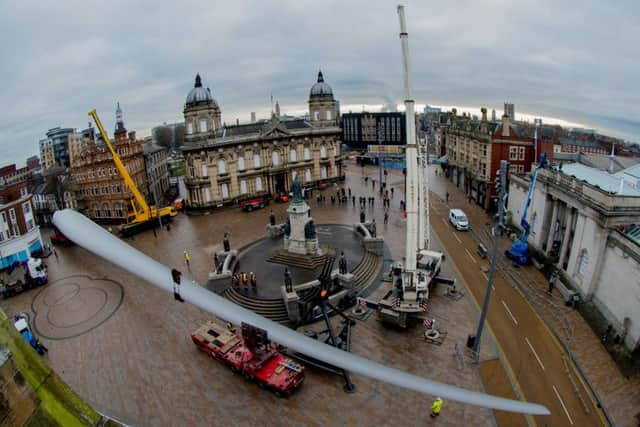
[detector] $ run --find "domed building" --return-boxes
[183,74,222,143]
[181,70,342,211]
[308,70,339,127]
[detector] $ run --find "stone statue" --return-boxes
[304,220,316,239]
[284,218,291,237]
[284,268,293,293]
[223,233,230,252]
[269,210,276,226]
[291,175,303,203]
[370,219,377,237]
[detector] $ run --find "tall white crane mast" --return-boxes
[398,5,418,281]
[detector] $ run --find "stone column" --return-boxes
[585,230,609,299]
[557,207,574,270]
[545,199,559,255]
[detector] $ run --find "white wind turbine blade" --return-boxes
[53,209,549,416]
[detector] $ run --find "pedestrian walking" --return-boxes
[352,195,355,207]
[331,196,336,205]
[364,176,368,183]
[360,210,365,223]
[400,200,404,210]
[391,187,394,197]
[250,272,257,288]
[445,191,449,203]
[241,272,249,290]
[183,250,190,266]
[430,397,443,418]
[166,223,171,232]
[548,272,557,294]
[348,188,351,197]
[372,179,375,189]
[384,212,388,224]
[53,249,59,261]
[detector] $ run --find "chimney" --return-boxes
[251,112,256,123]
[501,115,510,137]
[481,107,487,122]
[236,118,240,126]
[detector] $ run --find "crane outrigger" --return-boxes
[376,6,454,328]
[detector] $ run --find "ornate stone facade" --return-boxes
[182,72,343,210]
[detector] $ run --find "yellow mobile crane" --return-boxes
[89,109,177,236]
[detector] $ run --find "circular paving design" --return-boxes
[31,275,124,340]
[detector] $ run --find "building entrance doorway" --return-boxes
[274,173,287,194]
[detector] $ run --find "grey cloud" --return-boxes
[1,0,638,165]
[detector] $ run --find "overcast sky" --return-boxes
[1,0,638,166]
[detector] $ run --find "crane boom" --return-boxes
[398,5,418,274]
[88,109,150,217]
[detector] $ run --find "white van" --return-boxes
[449,209,469,231]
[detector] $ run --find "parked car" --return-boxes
[449,208,469,231]
[14,313,47,355]
[241,196,269,212]
[274,193,289,203]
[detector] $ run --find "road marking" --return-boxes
[480,271,495,290]
[452,233,461,244]
[441,217,448,226]
[525,337,545,371]
[464,248,477,264]
[501,300,518,325]
[553,385,574,425]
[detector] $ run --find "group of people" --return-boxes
[232,271,258,290]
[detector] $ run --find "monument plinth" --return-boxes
[282,176,320,256]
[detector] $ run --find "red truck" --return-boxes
[191,320,304,397]
[240,196,269,212]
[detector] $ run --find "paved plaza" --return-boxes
[1,160,637,426]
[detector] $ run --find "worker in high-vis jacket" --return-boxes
[430,397,443,418]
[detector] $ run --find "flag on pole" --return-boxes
[423,318,434,329]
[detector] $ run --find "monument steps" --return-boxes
[222,251,383,323]
[266,249,332,271]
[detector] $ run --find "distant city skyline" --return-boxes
[1,1,638,166]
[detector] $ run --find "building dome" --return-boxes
[185,74,217,108]
[309,70,333,99]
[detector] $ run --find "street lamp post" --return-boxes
[471,160,508,360]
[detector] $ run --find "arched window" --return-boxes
[199,119,207,133]
[255,177,263,191]
[321,166,327,179]
[201,164,208,177]
[240,180,248,194]
[304,169,312,182]
[186,122,193,134]
[290,149,297,162]
[320,145,327,158]
[217,159,226,174]
[577,249,589,278]
[304,147,311,160]
[333,145,338,157]
[238,156,245,171]
[272,151,280,166]
[204,187,211,202]
[93,204,100,218]
[114,202,124,218]
[220,183,229,199]
[102,203,111,217]
[313,111,319,121]
[253,153,261,168]
[326,110,332,120]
